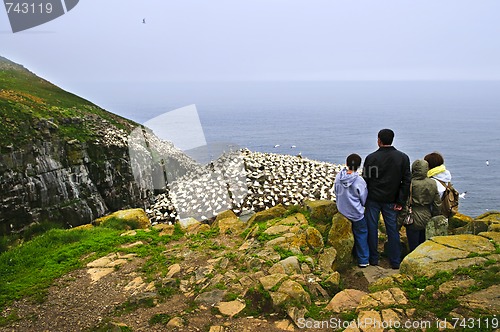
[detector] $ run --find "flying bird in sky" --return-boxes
[142,18,146,24]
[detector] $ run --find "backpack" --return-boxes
[435,179,459,218]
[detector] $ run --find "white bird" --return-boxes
[459,191,467,199]
[486,160,490,166]
[291,145,296,148]
[274,144,280,148]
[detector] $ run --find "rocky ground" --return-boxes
[1,204,499,332]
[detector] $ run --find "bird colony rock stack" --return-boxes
[147,149,342,224]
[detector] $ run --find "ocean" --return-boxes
[76,81,500,218]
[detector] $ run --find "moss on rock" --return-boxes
[94,208,151,230]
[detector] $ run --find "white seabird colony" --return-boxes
[146,148,341,224]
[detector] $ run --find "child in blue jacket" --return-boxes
[334,154,369,267]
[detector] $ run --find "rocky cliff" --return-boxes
[0,56,196,234]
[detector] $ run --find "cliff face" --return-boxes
[0,56,193,234]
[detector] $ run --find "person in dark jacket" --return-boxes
[363,129,411,269]
[405,159,442,252]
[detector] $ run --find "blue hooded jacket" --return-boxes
[334,168,368,222]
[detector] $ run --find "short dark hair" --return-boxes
[346,153,362,171]
[424,152,444,169]
[378,129,394,145]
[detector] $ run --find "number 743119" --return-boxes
[5,2,54,14]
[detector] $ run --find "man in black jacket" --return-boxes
[363,129,411,269]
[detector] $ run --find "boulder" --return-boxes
[327,213,354,270]
[264,225,292,235]
[278,280,311,306]
[303,200,338,223]
[71,224,93,231]
[94,208,150,229]
[216,217,245,234]
[448,212,473,229]
[270,256,301,275]
[475,210,500,223]
[454,220,489,235]
[259,273,288,290]
[479,231,500,243]
[247,204,287,226]
[425,215,448,239]
[153,224,175,237]
[325,289,367,313]
[356,287,408,312]
[321,271,341,293]
[214,210,238,223]
[318,247,337,273]
[194,289,226,305]
[216,300,246,317]
[400,235,495,277]
[166,317,184,328]
[178,217,200,230]
[488,223,500,232]
[432,234,494,254]
[457,284,500,314]
[270,291,291,307]
[305,227,324,251]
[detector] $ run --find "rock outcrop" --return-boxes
[400,234,497,277]
[0,56,197,234]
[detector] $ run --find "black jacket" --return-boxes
[363,146,411,206]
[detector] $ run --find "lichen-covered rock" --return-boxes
[278,280,311,306]
[318,247,337,273]
[475,210,500,223]
[325,289,367,313]
[71,224,94,231]
[453,220,489,235]
[303,200,338,223]
[426,215,448,239]
[259,273,288,291]
[94,208,151,229]
[270,256,301,275]
[216,217,245,234]
[448,212,473,229]
[216,300,246,317]
[457,284,500,314]
[356,287,408,312]
[178,217,200,230]
[327,213,354,270]
[488,223,500,232]
[247,204,287,226]
[214,210,238,223]
[400,235,495,277]
[432,234,495,254]
[479,231,500,243]
[305,226,324,251]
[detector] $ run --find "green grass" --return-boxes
[0,227,128,310]
[0,224,186,312]
[0,221,65,253]
[149,313,173,326]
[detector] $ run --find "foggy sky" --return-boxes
[2,0,500,91]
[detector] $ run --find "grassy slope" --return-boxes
[0,56,137,147]
[0,224,184,314]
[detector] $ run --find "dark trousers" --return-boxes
[406,228,426,252]
[365,199,401,267]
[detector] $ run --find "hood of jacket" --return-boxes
[411,159,429,180]
[431,168,452,183]
[336,168,359,188]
